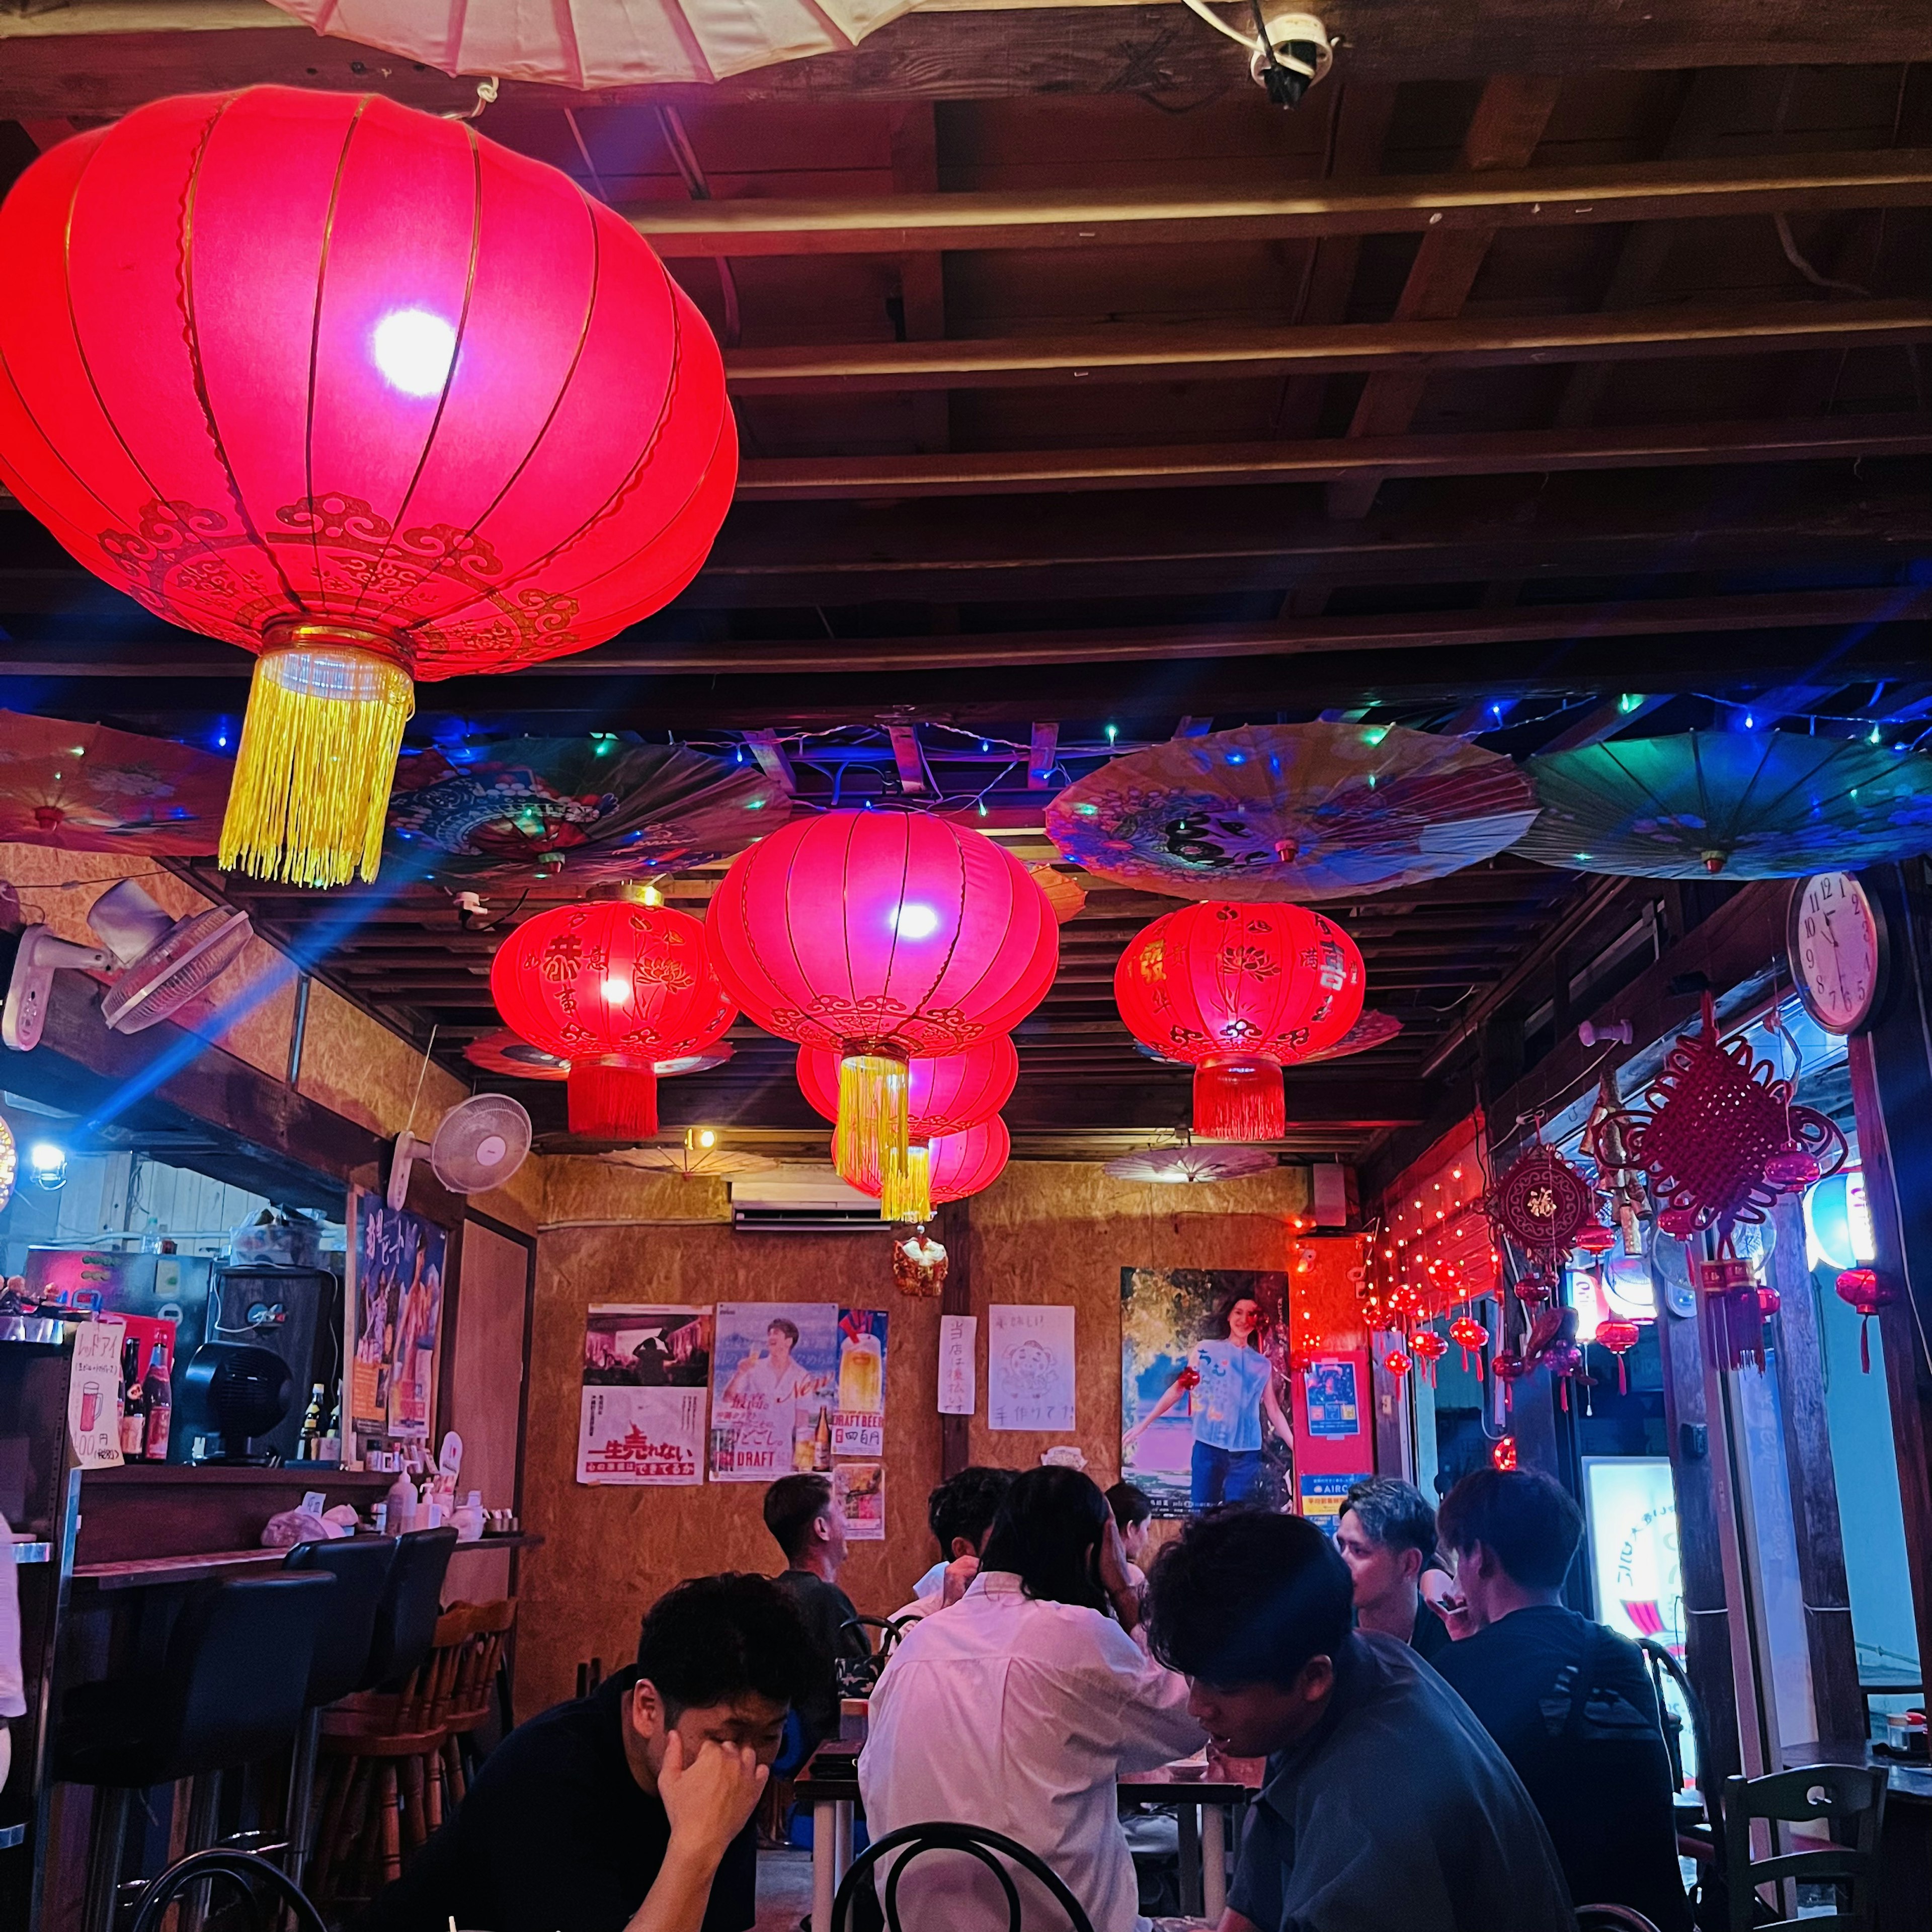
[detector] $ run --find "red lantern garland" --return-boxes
[1114,901,1364,1141]
[1382,1348,1413,1382]
[0,91,734,887]
[491,895,734,1140]
[1835,1267,1898,1374]
[1409,1329,1448,1386]
[1595,1319,1641,1394]
[845,1116,1011,1222]
[1449,1314,1489,1377]
[708,812,1056,1187]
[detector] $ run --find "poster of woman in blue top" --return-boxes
[1122,1271,1295,1513]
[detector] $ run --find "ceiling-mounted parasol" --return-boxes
[388,737,787,886]
[1103,1145,1278,1184]
[602,1145,779,1180]
[0,710,234,855]
[265,0,913,87]
[1045,722,1538,901]
[1300,1010,1404,1063]
[1514,732,1932,878]
[464,1029,733,1084]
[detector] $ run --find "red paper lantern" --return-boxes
[1410,1329,1448,1385]
[1383,1348,1412,1381]
[1449,1314,1488,1376]
[1114,902,1364,1140]
[1492,1435,1518,1471]
[797,1037,1018,1150]
[1573,1222,1617,1257]
[1595,1318,1641,1394]
[708,812,1056,1180]
[846,1116,1010,1222]
[1763,1150,1822,1190]
[0,90,734,888]
[491,896,734,1140]
[1835,1267,1899,1374]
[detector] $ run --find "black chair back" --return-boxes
[1721,1764,1888,1931]
[1638,1636,1725,1863]
[1576,1910,1664,1931]
[832,1821,1097,1932]
[361,1526,457,1691]
[162,1573,336,1782]
[126,1848,327,1932]
[283,1536,397,1706]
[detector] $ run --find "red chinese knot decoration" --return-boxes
[1835,1267,1898,1374]
[1606,995,1846,1239]
[0,90,734,888]
[491,895,734,1141]
[1114,901,1364,1141]
[709,812,1055,1189]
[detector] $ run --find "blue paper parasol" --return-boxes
[1514,732,1932,878]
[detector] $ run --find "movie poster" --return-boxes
[353,1200,448,1441]
[709,1302,839,1482]
[1119,1268,1293,1517]
[576,1306,713,1486]
[832,1307,888,1458]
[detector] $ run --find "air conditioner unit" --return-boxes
[729,1166,890,1234]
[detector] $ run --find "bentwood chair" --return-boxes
[832,1821,1098,1932]
[1576,1911,1663,1932]
[1639,1636,1725,1869]
[1720,1764,1889,1930]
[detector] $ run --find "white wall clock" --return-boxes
[1786,872,1887,1036]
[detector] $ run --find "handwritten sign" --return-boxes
[988,1305,1075,1432]
[69,1318,126,1469]
[938,1315,978,1416]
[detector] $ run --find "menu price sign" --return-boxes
[69,1318,127,1469]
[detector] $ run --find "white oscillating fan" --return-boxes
[390,1092,533,1208]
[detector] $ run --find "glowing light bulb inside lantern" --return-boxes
[372,308,458,396]
[602,976,629,1003]
[892,902,942,940]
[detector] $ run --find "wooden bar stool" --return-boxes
[437,1599,516,1811]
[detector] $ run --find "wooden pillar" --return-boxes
[935,1197,973,1480]
[1655,1277,1746,1782]
[1847,859,1932,1699]
[1765,1193,1863,1742]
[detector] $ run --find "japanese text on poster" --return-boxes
[988,1305,1076,1432]
[710,1303,838,1481]
[353,1199,447,1441]
[577,1306,712,1485]
[831,1308,888,1458]
[69,1318,127,1469]
[938,1315,978,1416]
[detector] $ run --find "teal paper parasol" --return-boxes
[1045,722,1538,900]
[388,737,788,883]
[1515,733,1932,878]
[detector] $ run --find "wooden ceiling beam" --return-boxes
[627,147,1932,257]
[9,4,1932,122]
[721,297,1932,393]
[734,413,1932,500]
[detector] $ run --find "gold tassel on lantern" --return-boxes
[835,1049,910,1189]
[881,1142,933,1224]
[219,623,415,887]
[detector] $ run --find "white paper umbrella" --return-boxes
[1103,1147,1277,1184]
[270,0,914,86]
[604,1145,778,1179]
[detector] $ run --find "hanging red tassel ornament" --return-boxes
[1450,1314,1489,1377]
[1114,901,1364,1141]
[1410,1330,1448,1386]
[709,812,1056,1185]
[1835,1267,1898,1373]
[491,891,735,1141]
[1383,1348,1413,1382]
[846,1117,1011,1222]
[1491,1349,1528,1409]
[1596,1319,1640,1393]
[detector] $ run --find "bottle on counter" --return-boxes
[118,1337,146,1459]
[142,1337,172,1461]
[296,1384,325,1460]
[386,1463,418,1532]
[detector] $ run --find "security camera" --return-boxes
[1182,2,1335,109]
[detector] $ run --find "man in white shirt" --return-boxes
[892,1464,1015,1622]
[860,1467,1204,1932]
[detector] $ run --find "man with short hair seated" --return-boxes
[894,1464,1016,1620]
[361,1574,815,1932]
[1335,1476,1452,1662]
[1143,1508,1574,1932]
[764,1471,870,1753]
[1431,1470,1692,1932]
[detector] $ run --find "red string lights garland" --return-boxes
[1114,901,1364,1141]
[0,90,735,887]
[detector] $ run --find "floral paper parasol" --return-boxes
[602,1145,777,1180]
[1103,1146,1277,1184]
[1046,723,1538,900]
[0,710,233,855]
[1514,732,1932,878]
[388,737,787,884]
[464,1028,732,1083]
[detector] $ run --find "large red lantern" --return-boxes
[797,1035,1018,1188]
[846,1116,1011,1223]
[490,895,734,1140]
[1114,902,1364,1140]
[0,89,734,888]
[708,812,1056,1181]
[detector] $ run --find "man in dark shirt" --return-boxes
[763,1472,869,1750]
[361,1574,815,1932]
[1432,1469,1693,1932]
[1144,1509,1574,1931]
[1335,1476,1453,1664]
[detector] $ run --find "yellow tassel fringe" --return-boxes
[834,1052,910,1196]
[219,642,415,888]
[881,1143,933,1224]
